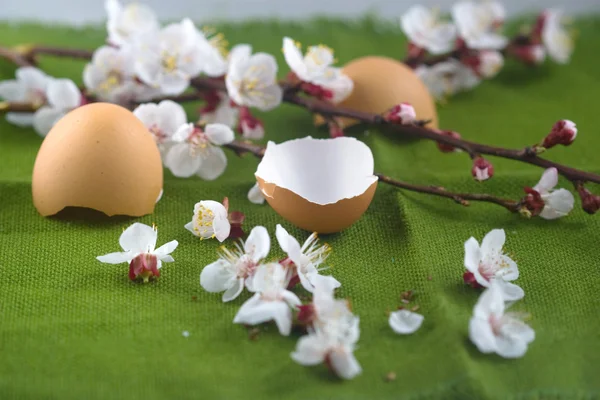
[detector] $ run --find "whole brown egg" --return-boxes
[32,102,163,217]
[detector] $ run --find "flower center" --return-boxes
[129,253,159,282]
[149,124,167,143]
[162,53,178,72]
[27,88,46,108]
[187,128,211,155]
[99,71,122,93]
[235,254,257,278]
[193,204,216,238]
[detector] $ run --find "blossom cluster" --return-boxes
[401,2,574,100]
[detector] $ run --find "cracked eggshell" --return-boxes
[315,56,438,129]
[255,137,378,234]
[32,102,163,217]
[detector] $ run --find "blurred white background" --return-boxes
[0,0,597,25]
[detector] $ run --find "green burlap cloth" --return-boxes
[0,18,598,400]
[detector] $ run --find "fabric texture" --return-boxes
[0,18,599,400]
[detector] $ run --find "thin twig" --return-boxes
[0,47,31,67]
[0,101,39,113]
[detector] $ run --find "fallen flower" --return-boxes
[389,309,424,334]
[96,222,178,282]
[276,224,340,293]
[200,226,270,301]
[185,200,231,241]
[297,278,352,328]
[165,123,234,179]
[234,262,301,336]
[400,5,457,55]
[464,228,524,301]
[469,283,535,358]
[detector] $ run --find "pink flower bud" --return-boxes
[512,45,546,65]
[522,187,545,217]
[436,130,461,153]
[463,271,482,289]
[199,89,221,114]
[577,186,600,215]
[237,107,265,140]
[542,119,577,148]
[386,102,416,124]
[129,253,159,282]
[471,157,494,181]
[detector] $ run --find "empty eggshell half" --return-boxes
[315,56,438,129]
[255,137,378,234]
[32,102,163,217]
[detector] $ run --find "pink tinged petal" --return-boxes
[200,259,235,293]
[323,73,354,104]
[389,310,424,334]
[222,278,245,302]
[46,79,81,109]
[157,100,188,134]
[473,284,505,320]
[196,146,228,181]
[290,334,328,366]
[33,107,65,137]
[493,279,525,301]
[96,251,134,264]
[463,237,481,273]
[534,167,558,194]
[540,188,575,220]
[329,350,362,380]
[204,123,235,145]
[469,317,497,354]
[0,80,25,101]
[245,226,271,262]
[248,183,265,204]
[6,113,34,127]
[165,143,202,178]
[119,222,158,253]
[480,229,506,255]
[212,217,231,242]
[154,240,178,259]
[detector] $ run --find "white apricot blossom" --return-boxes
[226,50,283,111]
[464,228,524,301]
[0,67,50,127]
[532,167,575,220]
[469,283,535,358]
[165,123,234,179]
[415,59,480,100]
[400,5,457,54]
[452,1,507,50]
[105,0,159,46]
[185,200,231,242]
[133,100,187,154]
[233,262,301,336]
[276,224,340,293]
[33,78,82,137]
[200,226,270,301]
[541,9,574,64]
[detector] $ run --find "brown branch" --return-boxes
[0,101,39,113]
[0,47,32,67]
[14,45,94,64]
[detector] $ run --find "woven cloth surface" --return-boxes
[0,18,599,400]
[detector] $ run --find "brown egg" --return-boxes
[316,56,438,129]
[255,137,378,234]
[32,102,163,217]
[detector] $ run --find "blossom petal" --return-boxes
[245,226,271,262]
[33,107,64,137]
[154,240,179,259]
[222,277,245,302]
[533,167,558,194]
[493,279,525,301]
[307,273,341,291]
[540,189,575,220]
[184,221,196,236]
[464,237,481,273]
[200,259,235,293]
[160,70,191,96]
[119,222,158,253]
[498,255,519,281]
[275,224,304,267]
[297,269,315,292]
[233,295,293,335]
[247,183,265,204]
[281,289,302,309]
[17,67,49,92]
[96,251,133,264]
[199,200,228,219]
[290,334,327,365]
[229,44,252,66]
[196,146,228,181]
[469,317,497,354]
[389,310,424,334]
[204,123,235,145]
[46,79,81,109]
[212,217,231,242]
[133,103,160,127]
[0,80,25,102]
[494,335,528,358]
[473,283,505,320]
[324,73,354,103]
[165,143,202,178]
[157,100,188,135]
[480,229,506,256]
[6,113,34,127]
[329,350,362,380]
[502,318,535,344]
[253,83,283,111]
[283,37,308,80]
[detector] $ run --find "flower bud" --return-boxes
[463,271,482,288]
[129,253,159,283]
[237,107,265,140]
[542,119,577,149]
[522,187,545,217]
[577,186,600,215]
[471,157,494,181]
[436,130,462,153]
[386,102,416,124]
[512,45,546,65]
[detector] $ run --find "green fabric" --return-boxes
[1,17,599,400]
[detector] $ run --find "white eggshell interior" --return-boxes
[255,137,378,205]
